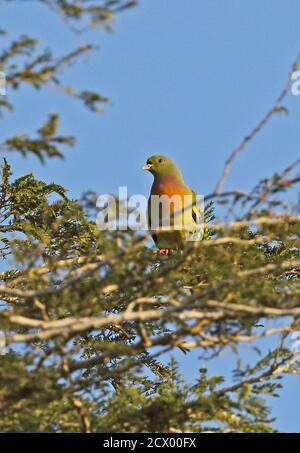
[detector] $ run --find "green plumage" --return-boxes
[143,155,211,252]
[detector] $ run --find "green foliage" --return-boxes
[1,114,75,162]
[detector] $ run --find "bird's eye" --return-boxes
[158,158,164,163]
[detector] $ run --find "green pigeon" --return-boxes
[142,155,202,255]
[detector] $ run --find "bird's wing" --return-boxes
[191,190,203,225]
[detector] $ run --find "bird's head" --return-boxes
[142,155,183,181]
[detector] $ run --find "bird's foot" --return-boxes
[158,248,172,256]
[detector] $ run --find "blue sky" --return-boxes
[2,0,300,431]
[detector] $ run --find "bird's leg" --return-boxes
[158,248,172,256]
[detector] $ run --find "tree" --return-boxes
[0,0,300,433]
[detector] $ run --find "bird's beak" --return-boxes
[142,164,153,171]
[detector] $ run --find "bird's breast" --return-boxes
[151,177,190,198]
